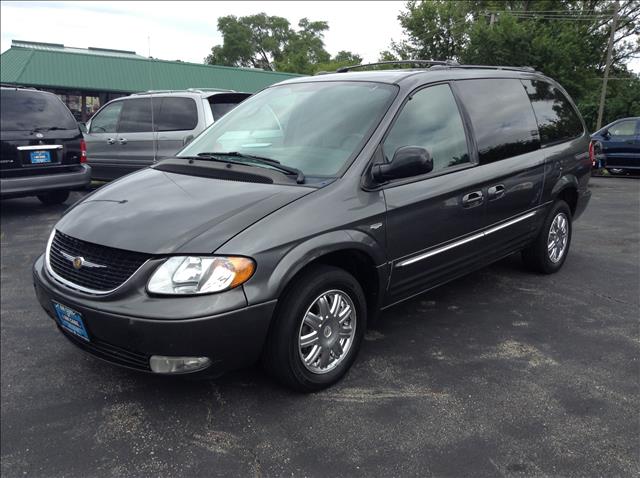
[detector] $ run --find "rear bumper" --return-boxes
[32,255,277,375]
[1,164,91,198]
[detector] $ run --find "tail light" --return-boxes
[589,141,595,167]
[80,139,87,163]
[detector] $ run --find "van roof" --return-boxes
[277,65,548,87]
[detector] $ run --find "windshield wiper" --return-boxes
[199,152,305,184]
[31,126,66,133]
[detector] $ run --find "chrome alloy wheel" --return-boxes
[547,212,569,263]
[297,289,357,374]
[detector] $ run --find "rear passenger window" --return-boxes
[118,98,152,133]
[522,80,583,146]
[156,97,198,131]
[383,84,470,174]
[455,79,540,163]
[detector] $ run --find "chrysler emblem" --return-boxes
[60,250,107,269]
[72,257,84,269]
[35,132,44,138]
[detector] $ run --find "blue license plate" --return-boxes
[30,151,51,164]
[53,302,90,342]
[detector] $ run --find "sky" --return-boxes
[1,0,638,72]
[0,1,405,64]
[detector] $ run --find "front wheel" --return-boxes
[522,200,572,274]
[263,265,366,392]
[37,190,70,205]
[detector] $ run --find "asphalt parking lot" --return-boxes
[1,177,638,477]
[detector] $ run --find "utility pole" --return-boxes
[597,1,619,130]
[490,12,496,28]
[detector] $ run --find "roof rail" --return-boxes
[445,64,539,73]
[335,60,540,75]
[133,88,236,95]
[336,60,459,73]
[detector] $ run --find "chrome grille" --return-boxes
[48,230,150,293]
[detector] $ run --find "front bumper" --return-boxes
[33,255,277,375]
[1,164,91,198]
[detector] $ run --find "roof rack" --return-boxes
[335,60,540,74]
[336,60,459,73]
[133,88,236,96]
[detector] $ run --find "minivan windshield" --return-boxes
[178,81,397,177]
[1,89,77,131]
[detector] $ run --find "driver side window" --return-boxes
[89,101,123,134]
[609,120,636,137]
[383,84,470,174]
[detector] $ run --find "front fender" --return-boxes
[241,229,388,306]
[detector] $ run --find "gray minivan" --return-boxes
[84,89,250,180]
[34,62,592,391]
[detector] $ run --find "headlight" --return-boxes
[147,256,255,295]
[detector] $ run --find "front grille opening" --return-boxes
[48,230,150,292]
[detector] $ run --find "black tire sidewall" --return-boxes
[272,266,367,391]
[38,190,70,204]
[538,201,572,273]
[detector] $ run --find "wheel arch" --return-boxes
[267,230,388,323]
[551,175,579,216]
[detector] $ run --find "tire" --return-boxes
[263,265,367,392]
[522,200,572,274]
[37,190,70,205]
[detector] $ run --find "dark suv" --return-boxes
[1,87,91,204]
[33,63,591,391]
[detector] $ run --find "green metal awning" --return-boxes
[1,43,304,93]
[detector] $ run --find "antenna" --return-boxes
[147,35,158,162]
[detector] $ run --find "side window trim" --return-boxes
[375,81,477,189]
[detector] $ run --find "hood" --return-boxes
[56,168,312,254]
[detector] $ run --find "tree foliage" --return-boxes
[205,13,362,75]
[383,0,640,129]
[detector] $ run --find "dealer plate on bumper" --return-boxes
[53,302,90,342]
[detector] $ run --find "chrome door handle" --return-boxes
[118,137,128,144]
[462,191,484,207]
[106,137,115,144]
[488,184,505,200]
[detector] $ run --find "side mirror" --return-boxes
[372,146,434,183]
[78,122,87,134]
[602,130,611,139]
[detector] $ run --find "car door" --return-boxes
[603,119,640,168]
[383,83,491,305]
[115,97,157,174]
[452,78,548,256]
[84,100,124,179]
[154,96,201,160]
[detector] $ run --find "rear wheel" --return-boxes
[522,200,572,274]
[37,190,70,205]
[263,265,366,392]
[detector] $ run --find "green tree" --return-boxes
[385,0,640,128]
[205,13,362,75]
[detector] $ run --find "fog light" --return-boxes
[149,355,211,374]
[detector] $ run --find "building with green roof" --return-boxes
[1,40,303,121]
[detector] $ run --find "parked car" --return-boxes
[1,87,91,204]
[33,62,591,391]
[590,117,640,174]
[84,89,251,180]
